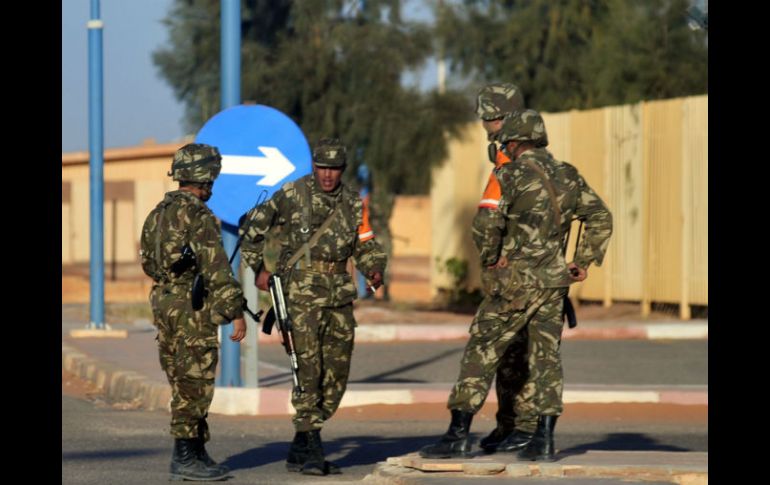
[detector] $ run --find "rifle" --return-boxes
[168,244,209,311]
[228,190,269,265]
[261,274,304,396]
[562,220,584,329]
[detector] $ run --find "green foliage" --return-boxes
[153,0,472,195]
[435,256,480,310]
[441,256,469,288]
[153,0,707,195]
[435,0,707,111]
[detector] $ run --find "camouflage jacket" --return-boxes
[140,190,244,324]
[239,174,387,307]
[472,147,612,290]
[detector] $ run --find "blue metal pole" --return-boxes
[88,0,105,329]
[218,0,242,386]
[218,224,242,387]
[221,0,240,109]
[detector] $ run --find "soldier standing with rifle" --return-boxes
[420,110,612,461]
[239,137,387,476]
[140,143,247,481]
[472,82,540,454]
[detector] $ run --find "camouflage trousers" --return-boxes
[151,284,219,440]
[494,326,538,433]
[290,303,356,432]
[447,287,567,417]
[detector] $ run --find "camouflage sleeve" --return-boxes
[573,174,613,268]
[353,238,387,277]
[471,208,506,267]
[351,197,387,276]
[189,206,244,324]
[472,167,510,267]
[239,190,284,273]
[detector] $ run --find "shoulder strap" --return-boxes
[152,196,176,279]
[522,158,562,236]
[300,178,312,266]
[284,206,339,270]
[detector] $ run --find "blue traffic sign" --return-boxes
[195,105,312,226]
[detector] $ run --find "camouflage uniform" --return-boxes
[449,109,613,417]
[421,110,612,460]
[475,83,538,439]
[239,147,387,433]
[141,144,244,480]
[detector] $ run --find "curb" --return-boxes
[62,343,171,412]
[63,342,707,415]
[365,451,708,484]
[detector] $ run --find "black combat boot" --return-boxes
[286,431,310,472]
[170,438,228,481]
[517,415,558,461]
[301,429,342,476]
[479,425,513,453]
[419,410,475,458]
[196,418,229,474]
[496,428,535,452]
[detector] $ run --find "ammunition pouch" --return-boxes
[480,261,528,310]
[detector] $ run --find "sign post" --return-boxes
[196,104,312,387]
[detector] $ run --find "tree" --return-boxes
[434,0,707,111]
[153,0,471,195]
[584,0,708,107]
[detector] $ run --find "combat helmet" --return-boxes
[496,109,549,148]
[313,138,347,168]
[168,143,222,183]
[475,83,525,121]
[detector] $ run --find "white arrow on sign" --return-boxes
[219,147,296,186]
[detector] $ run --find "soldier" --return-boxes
[420,110,612,461]
[140,143,247,481]
[239,137,387,475]
[473,82,540,454]
[355,162,394,301]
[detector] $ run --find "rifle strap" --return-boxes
[300,179,312,267]
[155,204,167,279]
[522,158,562,236]
[285,206,340,270]
[153,195,176,282]
[573,219,584,262]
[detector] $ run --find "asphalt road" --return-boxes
[256,340,707,386]
[63,390,707,485]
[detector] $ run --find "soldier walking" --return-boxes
[239,137,387,475]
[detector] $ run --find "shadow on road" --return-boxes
[224,435,434,471]
[560,432,691,456]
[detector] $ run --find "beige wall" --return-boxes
[430,95,708,313]
[62,144,433,267]
[430,123,491,290]
[63,96,708,314]
[61,145,183,265]
[390,196,431,257]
